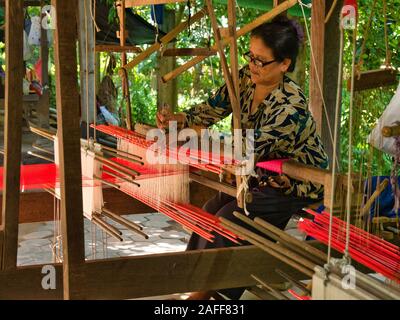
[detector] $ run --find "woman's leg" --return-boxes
[186,192,235,250]
[186,187,319,299]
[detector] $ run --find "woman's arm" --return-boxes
[184,82,233,128]
[156,82,233,130]
[156,66,248,130]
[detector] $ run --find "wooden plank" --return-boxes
[226,0,244,208]
[1,0,24,271]
[190,173,236,197]
[52,0,85,299]
[0,242,376,299]
[348,68,398,92]
[117,0,132,130]
[0,188,154,224]
[156,9,177,111]
[0,246,309,299]
[124,0,186,6]
[227,0,240,129]
[322,0,343,167]
[282,160,329,186]
[309,0,325,134]
[162,0,299,83]
[95,44,142,53]
[37,1,50,129]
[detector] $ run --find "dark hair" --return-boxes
[250,16,303,72]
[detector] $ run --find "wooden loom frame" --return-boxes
[0,0,336,300]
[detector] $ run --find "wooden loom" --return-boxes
[3,0,397,300]
[0,0,324,300]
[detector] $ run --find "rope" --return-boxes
[324,0,338,24]
[151,5,161,45]
[236,163,257,216]
[89,0,101,32]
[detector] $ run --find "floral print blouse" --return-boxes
[184,65,329,199]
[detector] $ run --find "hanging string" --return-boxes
[235,0,243,19]
[344,25,358,260]
[89,0,101,32]
[324,0,338,24]
[151,4,161,45]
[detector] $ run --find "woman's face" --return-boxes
[248,36,291,86]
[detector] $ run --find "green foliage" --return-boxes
[339,0,400,176]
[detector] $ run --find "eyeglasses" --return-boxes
[243,51,276,68]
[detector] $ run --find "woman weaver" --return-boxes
[156,16,329,300]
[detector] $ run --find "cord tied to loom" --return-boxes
[236,159,257,216]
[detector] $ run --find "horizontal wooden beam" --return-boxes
[0,241,375,300]
[95,44,142,53]
[0,183,218,224]
[348,69,398,92]
[0,188,155,224]
[123,0,186,6]
[0,245,308,299]
[282,160,329,186]
[190,172,236,197]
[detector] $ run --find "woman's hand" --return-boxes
[156,104,186,130]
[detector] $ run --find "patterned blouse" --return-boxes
[184,65,329,199]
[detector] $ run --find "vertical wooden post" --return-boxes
[323,0,343,167]
[227,0,243,208]
[37,0,50,129]
[157,8,177,111]
[117,0,132,130]
[206,0,244,207]
[309,0,325,134]
[1,0,24,271]
[78,0,96,126]
[52,0,85,300]
[227,0,239,120]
